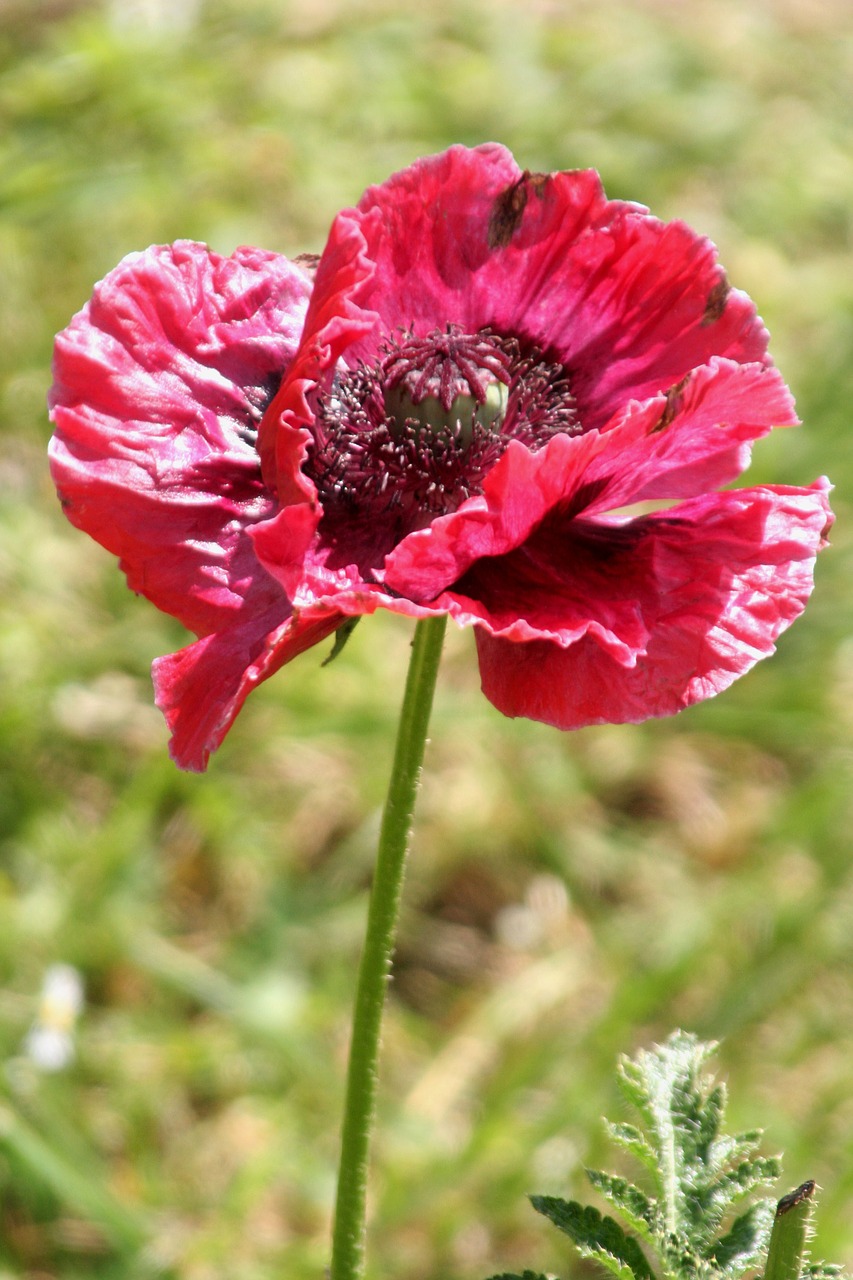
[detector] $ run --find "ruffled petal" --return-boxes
[383,358,796,602]
[382,433,611,600]
[48,240,311,637]
[472,481,832,729]
[351,143,539,335]
[582,358,797,512]
[257,209,380,496]
[250,503,445,623]
[345,146,769,427]
[153,602,345,772]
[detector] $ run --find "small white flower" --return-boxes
[24,965,84,1072]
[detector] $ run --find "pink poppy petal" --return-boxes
[49,240,311,637]
[154,492,449,770]
[153,602,345,772]
[382,433,610,600]
[260,145,612,384]
[581,357,798,512]
[258,208,380,495]
[472,482,832,729]
[529,210,769,431]
[251,503,388,609]
[383,357,796,602]
[352,144,537,335]
[346,147,768,427]
[251,504,445,626]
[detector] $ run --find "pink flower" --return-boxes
[49,144,832,771]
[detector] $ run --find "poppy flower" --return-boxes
[48,144,831,771]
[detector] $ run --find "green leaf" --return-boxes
[585,1168,659,1243]
[615,1032,720,1237]
[485,1273,553,1280]
[710,1130,765,1169]
[491,1037,847,1280]
[531,1195,657,1280]
[705,1157,783,1215]
[694,1082,726,1161]
[709,1201,776,1276]
[612,1031,782,1256]
[605,1120,660,1180]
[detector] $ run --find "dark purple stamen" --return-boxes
[304,326,579,558]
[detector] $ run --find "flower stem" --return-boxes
[329,614,447,1280]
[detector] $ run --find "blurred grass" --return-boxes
[1,0,852,1276]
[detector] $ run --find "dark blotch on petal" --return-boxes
[702,273,731,325]
[561,475,611,519]
[650,374,692,434]
[487,171,548,249]
[293,253,322,283]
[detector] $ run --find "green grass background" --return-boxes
[2,0,852,1276]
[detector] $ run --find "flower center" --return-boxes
[376,328,515,451]
[383,381,509,449]
[305,325,579,565]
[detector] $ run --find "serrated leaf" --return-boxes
[691,1081,725,1163]
[680,1156,782,1250]
[621,1042,693,1239]
[615,1057,659,1129]
[586,1169,659,1243]
[531,1196,657,1280]
[709,1200,776,1276]
[615,1032,775,1251]
[710,1130,764,1170]
[485,1273,553,1280]
[657,1236,704,1280]
[502,1036,847,1280]
[606,1121,660,1180]
[706,1157,783,1212]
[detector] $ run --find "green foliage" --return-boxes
[487,1274,550,1280]
[608,1033,781,1269]
[531,1196,656,1280]
[492,1035,845,1280]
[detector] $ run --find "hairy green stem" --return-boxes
[764,1180,816,1280]
[330,614,447,1280]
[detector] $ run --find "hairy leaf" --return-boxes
[531,1195,657,1280]
[488,1036,847,1280]
[486,1273,553,1280]
[606,1121,660,1180]
[710,1202,776,1276]
[710,1130,764,1169]
[585,1169,658,1243]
